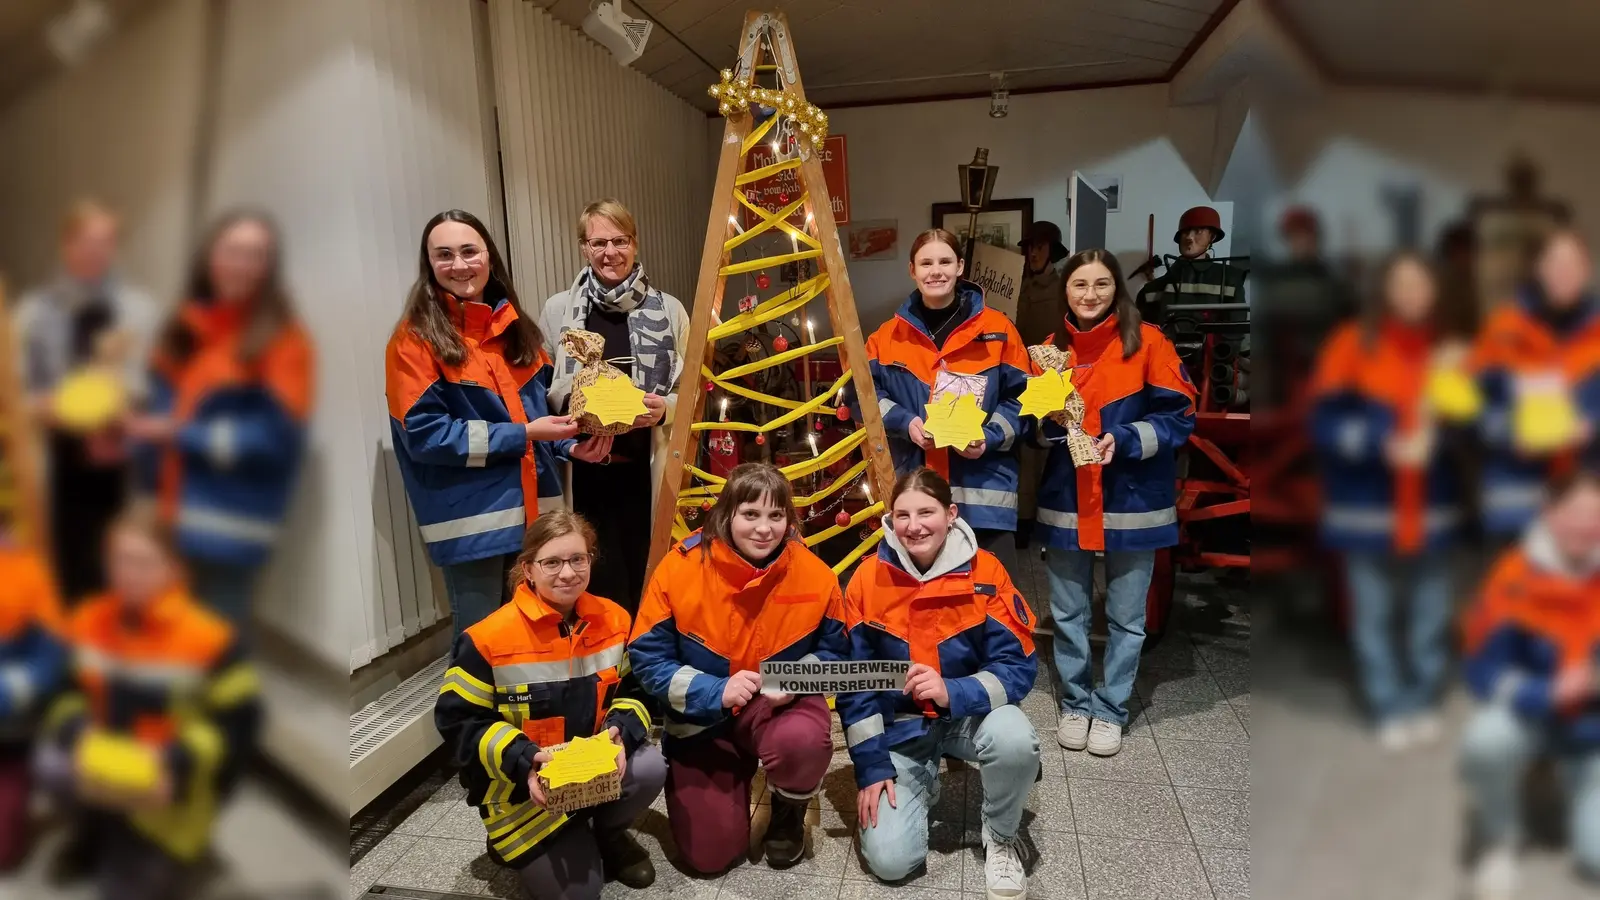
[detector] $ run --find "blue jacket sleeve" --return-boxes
[397,381,529,467]
[175,395,307,471]
[838,572,899,789]
[867,359,915,439]
[1463,626,1555,718]
[1112,387,1197,462]
[1476,368,1519,454]
[982,361,1029,453]
[946,594,1038,720]
[0,625,67,719]
[1309,393,1394,465]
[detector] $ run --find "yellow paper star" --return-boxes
[539,733,621,789]
[1426,367,1481,422]
[580,374,648,426]
[53,368,125,433]
[1018,369,1073,420]
[922,391,988,449]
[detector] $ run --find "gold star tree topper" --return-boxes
[579,374,649,427]
[1017,368,1076,420]
[922,392,988,449]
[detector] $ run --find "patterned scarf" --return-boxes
[550,263,681,409]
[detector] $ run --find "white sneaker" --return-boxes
[1409,711,1442,747]
[1377,719,1412,753]
[1472,845,1517,900]
[1057,713,1090,751]
[982,828,1028,900]
[1086,719,1123,756]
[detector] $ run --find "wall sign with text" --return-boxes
[742,134,850,227]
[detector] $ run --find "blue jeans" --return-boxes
[1342,551,1452,724]
[441,553,515,641]
[186,558,262,649]
[1460,705,1600,873]
[858,705,1040,882]
[1044,549,1155,726]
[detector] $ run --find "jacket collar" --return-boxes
[895,280,987,346]
[112,586,193,631]
[1065,312,1122,361]
[511,583,608,629]
[879,516,978,583]
[446,292,518,343]
[705,534,793,594]
[1523,521,1600,580]
[1516,284,1600,339]
[180,297,250,343]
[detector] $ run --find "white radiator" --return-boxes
[349,655,447,814]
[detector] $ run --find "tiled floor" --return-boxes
[352,551,1251,900]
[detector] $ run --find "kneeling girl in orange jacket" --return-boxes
[434,510,662,898]
[628,463,848,874]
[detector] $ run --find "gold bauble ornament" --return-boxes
[719,102,732,115]
[721,68,733,81]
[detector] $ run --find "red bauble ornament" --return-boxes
[773,335,788,352]
[704,382,715,393]
[755,434,766,445]
[756,273,771,290]
[836,406,850,421]
[700,500,711,511]
[835,510,851,528]
[778,192,789,203]
[814,420,825,431]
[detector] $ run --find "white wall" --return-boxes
[0,0,206,300]
[204,0,497,670]
[489,0,712,306]
[821,84,1232,330]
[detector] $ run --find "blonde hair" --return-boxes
[60,198,119,243]
[577,198,638,244]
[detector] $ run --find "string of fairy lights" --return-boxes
[676,66,883,574]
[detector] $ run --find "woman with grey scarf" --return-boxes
[539,199,688,614]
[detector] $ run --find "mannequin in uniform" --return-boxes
[1135,206,1248,328]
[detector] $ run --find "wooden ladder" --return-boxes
[645,9,895,578]
[0,281,46,547]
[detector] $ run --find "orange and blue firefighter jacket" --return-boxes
[0,545,66,745]
[433,585,649,867]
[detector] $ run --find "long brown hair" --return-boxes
[908,228,964,264]
[1061,248,1142,358]
[399,210,544,367]
[157,209,296,365]
[510,510,598,593]
[1361,251,1440,348]
[889,466,953,510]
[701,463,800,557]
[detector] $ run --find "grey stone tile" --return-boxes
[425,796,493,841]
[1136,667,1225,705]
[374,835,502,895]
[1147,700,1248,744]
[1077,834,1212,900]
[1159,739,1249,792]
[1200,845,1250,899]
[350,832,418,899]
[720,868,844,900]
[934,762,970,823]
[392,787,457,836]
[1014,772,1076,834]
[1061,735,1170,786]
[962,825,1086,899]
[1192,638,1249,676]
[1176,787,1249,849]
[778,803,855,880]
[1021,688,1061,733]
[1213,670,1250,707]
[1039,743,1067,781]
[1067,778,1189,844]
[1138,634,1204,670]
[1232,702,1251,735]
[840,880,959,900]
[1124,696,1156,738]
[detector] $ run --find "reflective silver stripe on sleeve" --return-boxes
[177,506,280,545]
[1,666,32,708]
[846,713,885,747]
[878,397,898,417]
[950,486,1018,511]
[492,660,573,686]
[569,644,625,678]
[1492,671,1524,705]
[669,665,704,713]
[210,418,237,469]
[992,414,1017,451]
[972,670,1008,710]
[418,507,526,544]
[797,653,820,664]
[467,420,490,468]
[1337,419,1367,461]
[1037,507,1179,531]
[74,647,205,689]
[1160,282,1235,297]
[1323,506,1460,534]
[1132,421,1158,460]
[1485,484,1546,515]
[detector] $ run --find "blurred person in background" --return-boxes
[1012,221,1069,549]
[36,504,260,899]
[1459,468,1600,900]
[1309,253,1464,751]
[865,229,1032,574]
[1471,229,1600,546]
[1251,206,1356,410]
[539,199,686,615]
[387,210,609,641]
[128,211,313,644]
[1036,249,1196,758]
[15,200,158,603]
[0,506,67,871]
[434,510,662,898]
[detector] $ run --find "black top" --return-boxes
[912,294,968,350]
[583,304,651,463]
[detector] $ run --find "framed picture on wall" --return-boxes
[931,199,1034,252]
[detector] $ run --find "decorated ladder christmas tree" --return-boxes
[0,281,45,545]
[646,10,896,577]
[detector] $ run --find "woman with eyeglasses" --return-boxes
[539,199,688,615]
[435,510,663,898]
[1035,249,1196,758]
[387,210,611,639]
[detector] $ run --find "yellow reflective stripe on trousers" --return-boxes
[495,805,571,862]
[478,721,521,803]
[609,697,652,731]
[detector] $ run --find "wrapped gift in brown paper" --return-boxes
[562,329,635,437]
[536,733,623,815]
[1027,343,1101,467]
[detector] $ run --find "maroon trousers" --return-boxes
[665,694,832,874]
[0,752,29,871]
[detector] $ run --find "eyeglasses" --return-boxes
[1068,280,1116,295]
[432,247,485,267]
[583,236,633,253]
[532,553,593,576]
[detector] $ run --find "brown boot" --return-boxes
[764,792,808,868]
